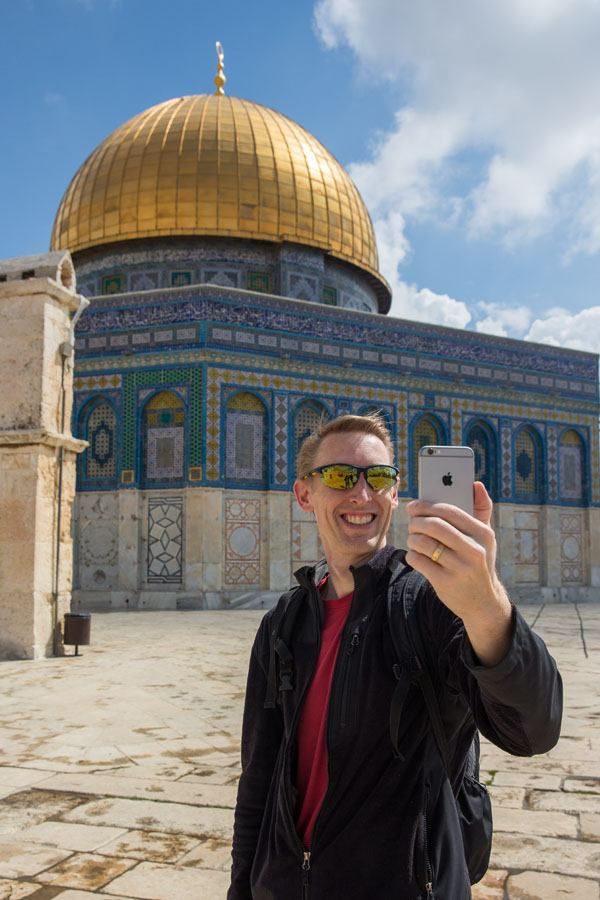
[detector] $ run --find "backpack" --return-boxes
[387,568,492,885]
[263,568,493,885]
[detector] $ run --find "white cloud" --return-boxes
[474,302,533,338]
[315,0,600,250]
[525,306,600,352]
[373,213,471,327]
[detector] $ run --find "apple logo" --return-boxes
[442,473,453,486]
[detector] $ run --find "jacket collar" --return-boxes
[294,545,408,595]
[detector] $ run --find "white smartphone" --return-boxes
[418,446,474,515]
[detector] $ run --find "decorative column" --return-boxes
[0,252,87,659]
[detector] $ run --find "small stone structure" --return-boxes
[0,252,87,659]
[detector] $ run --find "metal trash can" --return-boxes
[63,612,91,656]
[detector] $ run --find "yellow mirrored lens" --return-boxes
[366,466,397,490]
[322,465,358,490]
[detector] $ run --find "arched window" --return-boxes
[142,390,185,485]
[294,400,329,469]
[78,399,118,486]
[411,414,445,493]
[225,392,268,484]
[514,426,544,501]
[465,421,497,498]
[559,429,585,502]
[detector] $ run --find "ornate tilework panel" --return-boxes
[226,411,266,482]
[515,427,543,500]
[547,426,559,501]
[224,497,261,586]
[294,400,330,464]
[131,272,159,292]
[76,493,119,590]
[411,414,445,492]
[204,269,239,288]
[501,421,512,498]
[247,271,272,293]
[80,401,117,482]
[514,510,540,583]
[147,496,183,583]
[171,271,192,287]
[274,393,289,485]
[146,427,184,480]
[560,512,584,584]
[560,431,584,501]
[466,422,497,498]
[122,368,202,481]
[289,273,319,302]
[143,391,185,483]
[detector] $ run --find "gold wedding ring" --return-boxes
[431,543,445,563]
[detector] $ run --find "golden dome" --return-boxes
[50,94,390,308]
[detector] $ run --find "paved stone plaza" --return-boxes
[0,604,598,900]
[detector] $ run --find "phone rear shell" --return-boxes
[418,446,474,515]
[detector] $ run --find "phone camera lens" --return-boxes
[427,447,434,455]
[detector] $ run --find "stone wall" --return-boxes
[72,486,596,610]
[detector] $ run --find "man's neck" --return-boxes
[324,547,382,599]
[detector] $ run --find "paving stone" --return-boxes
[491,832,600,878]
[61,797,234,840]
[0,790,92,837]
[492,806,578,837]
[0,840,72,878]
[49,893,139,900]
[96,829,200,863]
[563,777,600,794]
[0,767,54,788]
[580,813,600,841]
[506,870,600,899]
[104,860,230,899]
[177,835,233,870]
[15,821,128,852]
[489,772,563,790]
[42,772,237,808]
[529,789,600,815]
[471,867,507,899]
[36,852,136,889]
[488,785,526,808]
[0,880,43,899]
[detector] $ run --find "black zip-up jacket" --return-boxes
[228,548,562,900]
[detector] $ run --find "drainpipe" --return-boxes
[53,294,90,654]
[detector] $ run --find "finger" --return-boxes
[406,533,455,567]
[473,481,492,526]
[408,511,491,551]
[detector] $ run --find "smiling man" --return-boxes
[228,413,562,900]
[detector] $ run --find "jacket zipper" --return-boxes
[423,786,434,897]
[339,627,361,730]
[302,849,311,899]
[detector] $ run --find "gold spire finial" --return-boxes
[214,41,226,95]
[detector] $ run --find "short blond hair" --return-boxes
[296,413,394,479]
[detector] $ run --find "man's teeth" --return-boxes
[344,514,375,525]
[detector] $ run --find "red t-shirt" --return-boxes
[295,586,353,849]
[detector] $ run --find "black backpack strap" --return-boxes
[388,569,452,774]
[263,586,305,709]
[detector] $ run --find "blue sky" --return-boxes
[2,0,600,351]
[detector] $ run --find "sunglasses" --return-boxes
[302,463,399,491]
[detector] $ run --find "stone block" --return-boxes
[506,870,600,899]
[0,881,41,899]
[580,813,600,841]
[490,832,600,878]
[36,851,136,890]
[96,829,199,864]
[0,840,72,878]
[16,821,127,852]
[105,860,230,899]
[529,789,600,815]
[492,806,578,838]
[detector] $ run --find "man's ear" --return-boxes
[293,478,314,512]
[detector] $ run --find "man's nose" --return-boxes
[348,472,372,499]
